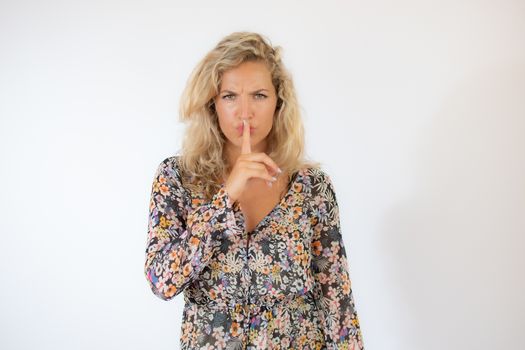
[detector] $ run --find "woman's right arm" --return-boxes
[143,157,237,301]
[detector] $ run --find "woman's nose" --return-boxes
[239,94,253,119]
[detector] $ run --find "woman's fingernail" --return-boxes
[271,177,277,181]
[267,181,273,187]
[277,168,282,174]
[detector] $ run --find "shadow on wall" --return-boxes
[380,61,525,350]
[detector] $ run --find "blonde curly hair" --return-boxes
[177,31,320,200]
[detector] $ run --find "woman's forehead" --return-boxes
[220,61,273,90]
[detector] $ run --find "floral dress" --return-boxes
[144,156,365,350]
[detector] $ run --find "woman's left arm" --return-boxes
[310,171,365,350]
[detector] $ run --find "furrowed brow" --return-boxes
[220,88,269,94]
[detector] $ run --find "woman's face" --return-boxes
[214,60,278,154]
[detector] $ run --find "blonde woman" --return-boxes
[144,32,365,350]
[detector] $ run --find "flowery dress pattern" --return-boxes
[144,156,365,350]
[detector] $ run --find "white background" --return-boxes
[1,0,524,349]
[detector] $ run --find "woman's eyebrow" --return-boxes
[220,88,269,94]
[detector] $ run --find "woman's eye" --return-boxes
[221,93,267,100]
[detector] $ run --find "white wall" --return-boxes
[1,0,524,349]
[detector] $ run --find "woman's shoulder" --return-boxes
[302,164,334,186]
[154,154,184,182]
[158,154,181,165]
[301,165,340,205]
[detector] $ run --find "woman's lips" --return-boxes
[237,125,255,135]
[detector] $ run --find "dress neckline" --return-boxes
[241,168,303,235]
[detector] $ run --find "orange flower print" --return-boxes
[182,263,191,277]
[212,195,225,208]
[159,183,170,196]
[189,236,200,247]
[209,289,217,300]
[342,281,351,295]
[192,198,204,206]
[298,335,307,346]
[312,240,322,256]
[292,206,302,219]
[166,285,177,298]
[230,321,240,337]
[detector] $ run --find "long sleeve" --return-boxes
[310,172,365,350]
[144,157,237,301]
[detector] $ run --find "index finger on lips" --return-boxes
[241,119,251,155]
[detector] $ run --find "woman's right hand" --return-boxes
[224,119,282,203]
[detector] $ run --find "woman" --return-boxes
[144,31,365,350]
